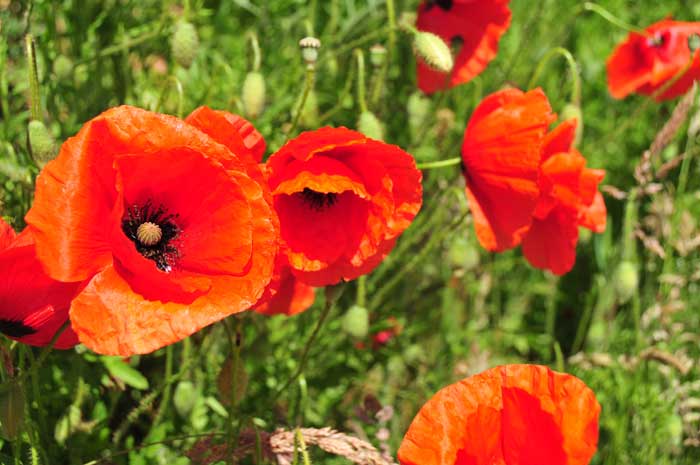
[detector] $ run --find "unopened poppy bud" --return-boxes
[369,44,387,68]
[357,111,384,141]
[52,55,73,80]
[0,381,24,440]
[173,380,197,417]
[217,358,248,406]
[413,31,453,74]
[561,103,584,147]
[614,261,639,304]
[171,20,199,68]
[342,305,369,339]
[27,119,56,166]
[299,36,321,65]
[242,71,266,119]
[407,91,431,140]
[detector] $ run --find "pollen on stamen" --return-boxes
[137,221,163,246]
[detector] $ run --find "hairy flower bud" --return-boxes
[27,119,56,166]
[171,20,199,68]
[561,103,584,147]
[614,261,639,304]
[242,71,266,119]
[342,305,370,339]
[357,111,384,141]
[413,31,453,74]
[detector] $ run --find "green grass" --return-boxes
[2,0,700,463]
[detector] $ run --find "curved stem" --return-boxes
[528,47,581,106]
[319,28,390,64]
[246,31,262,72]
[24,34,41,121]
[582,2,647,35]
[319,61,356,122]
[354,49,368,113]
[287,65,316,140]
[417,157,461,170]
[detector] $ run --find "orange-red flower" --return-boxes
[522,120,606,274]
[607,20,700,101]
[416,0,511,94]
[0,219,81,349]
[462,88,556,252]
[25,106,278,355]
[462,88,606,275]
[397,364,600,465]
[265,127,422,286]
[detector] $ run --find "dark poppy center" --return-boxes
[427,0,453,11]
[299,188,338,210]
[0,319,37,338]
[122,200,180,272]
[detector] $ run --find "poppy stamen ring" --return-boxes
[136,221,163,246]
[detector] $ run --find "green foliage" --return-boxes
[1,0,700,464]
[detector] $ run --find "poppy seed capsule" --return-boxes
[357,111,384,141]
[614,261,639,304]
[342,305,369,339]
[561,103,584,147]
[171,20,199,68]
[369,44,387,68]
[27,120,56,166]
[136,222,163,246]
[242,71,266,119]
[413,31,453,74]
[299,36,321,65]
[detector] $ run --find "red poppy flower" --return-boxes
[0,219,81,349]
[416,0,511,94]
[265,127,422,286]
[397,364,600,465]
[253,256,316,317]
[25,106,278,355]
[522,120,606,274]
[607,20,700,101]
[462,88,556,252]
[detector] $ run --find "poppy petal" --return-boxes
[521,208,579,275]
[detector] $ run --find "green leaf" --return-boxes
[101,357,149,390]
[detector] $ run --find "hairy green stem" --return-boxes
[417,157,461,170]
[582,2,647,35]
[24,34,41,121]
[225,317,244,465]
[319,61,356,122]
[287,65,316,140]
[156,76,184,117]
[246,31,262,72]
[354,49,368,113]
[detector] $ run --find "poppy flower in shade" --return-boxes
[416,0,511,94]
[607,20,700,101]
[253,263,316,317]
[25,106,278,355]
[462,87,556,252]
[265,127,422,286]
[397,364,600,465]
[0,219,81,349]
[522,120,606,275]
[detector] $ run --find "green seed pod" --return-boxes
[369,44,387,68]
[299,37,321,65]
[614,261,639,304]
[561,103,584,147]
[342,305,369,339]
[357,111,384,141]
[407,91,431,141]
[52,55,73,81]
[171,20,199,68]
[242,71,266,119]
[413,31,453,74]
[0,382,25,440]
[173,380,197,418]
[27,119,56,166]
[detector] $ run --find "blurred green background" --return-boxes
[2,0,700,463]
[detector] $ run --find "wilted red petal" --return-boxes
[416,0,512,94]
[398,365,600,465]
[462,88,555,251]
